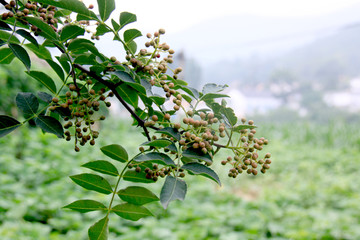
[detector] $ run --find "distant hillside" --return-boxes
[166,2,360,65]
[203,24,360,87]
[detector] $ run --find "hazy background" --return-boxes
[85,0,360,123]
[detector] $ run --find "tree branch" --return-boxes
[73,64,157,141]
[0,0,8,6]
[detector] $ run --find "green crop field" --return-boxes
[1,118,359,240]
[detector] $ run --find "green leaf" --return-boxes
[0,20,11,31]
[155,127,181,141]
[181,94,193,103]
[112,70,135,83]
[126,82,146,95]
[201,93,229,103]
[82,160,119,176]
[68,38,94,52]
[97,0,115,21]
[74,53,97,65]
[0,115,21,137]
[118,186,159,205]
[16,92,39,116]
[64,200,107,213]
[126,40,137,54]
[141,139,173,148]
[56,54,71,74]
[178,86,199,99]
[123,29,142,43]
[120,12,136,27]
[112,203,153,221]
[100,144,128,162]
[95,23,111,36]
[0,30,20,43]
[181,162,221,186]
[9,44,31,71]
[25,17,58,40]
[149,95,166,105]
[81,43,105,60]
[60,24,85,41]
[70,173,113,195]
[202,83,228,94]
[0,48,15,64]
[88,216,108,240]
[160,175,187,209]
[36,0,97,20]
[25,43,51,60]
[123,170,154,183]
[55,9,72,18]
[182,148,212,163]
[133,152,176,166]
[35,115,64,138]
[111,19,120,32]
[232,124,257,132]
[26,71,57,94]
[37,92,53,103]
[16,29,38,47]
[222,107,237,126]
[116,85,138,108]
[46,59,65,81]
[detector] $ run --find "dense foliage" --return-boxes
[0,0,272,239]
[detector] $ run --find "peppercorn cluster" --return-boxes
[220,118,271,177]
[2,1,59,34]
[49,80,113,152]
[128,162,186,182]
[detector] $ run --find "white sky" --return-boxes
[84,0,360,33]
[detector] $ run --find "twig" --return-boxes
[73,64,158,141]
[0,0,8,6]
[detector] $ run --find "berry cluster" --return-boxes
[2,1,59,33]
[128,162,186,182]
[220,118,271,177]
[49,81,113,151]
[126,29,182,80]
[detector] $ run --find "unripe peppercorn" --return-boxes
[159,28,166,34]
[263,164,270,169]
[164,113,171,120]
[265,153,271,158]
[69,84,76,91]
[151,115,158,121]
[248,120,254,125]
[52,97,59,103]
